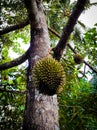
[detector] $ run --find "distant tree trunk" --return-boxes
[22,1,59,130]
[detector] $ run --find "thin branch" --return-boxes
[90,2,97,6]
[48,27,97,74]
[0,49,29,70]
[59,104,81,108]
[68,46,97,74]
[0,88,26,94]
[67,43,77,54]
[83,60,97,74]
[67,45,97,73]
[0,19,29,35]
[83,64,86,75]
[48,27,60,38]
[53,0,87,60]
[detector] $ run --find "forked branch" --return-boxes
[53,0,87,60]
[48,27,97,74]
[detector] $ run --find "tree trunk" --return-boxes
[22,1,59,130]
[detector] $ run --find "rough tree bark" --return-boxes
[0,0,89,129]
[22,0,59,130]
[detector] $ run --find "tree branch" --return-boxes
[67,45,97,74]
[0,49,29,70]
[67,44,97,73]
[83,61,97,74]
[0,19,29,35]
[48,27,60,38]
[0,19,30,70]
[24,0,40,28]
[53,0,87,60]
[48,27,97,74]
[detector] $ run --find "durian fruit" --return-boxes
[32,57,66,96]
[64,9,70,17]
[73,54,84,64]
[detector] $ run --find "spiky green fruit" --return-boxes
[32,57,66,95]
[73,54,84,64]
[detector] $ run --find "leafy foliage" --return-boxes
[0,0,97,129]
[0,66,26,130]
[0,92,25,130]
[83,25,97,66]
[58,61,97,130]
[0,0,27,29]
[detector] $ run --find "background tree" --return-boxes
[0,0,97,130]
